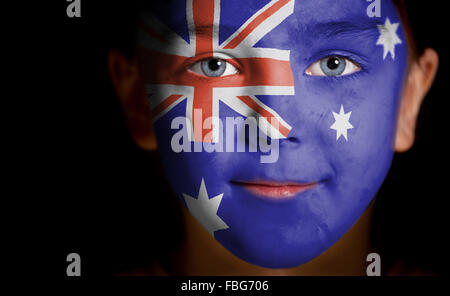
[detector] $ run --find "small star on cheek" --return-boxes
[330,104,354,141]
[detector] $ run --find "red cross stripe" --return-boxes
[138,0,295,142]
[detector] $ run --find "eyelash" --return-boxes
[305,52,369,80]
[184,53,242,77]
[183,52,369,81]
[325,69,366,82]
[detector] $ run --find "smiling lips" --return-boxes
[233,180,318,199]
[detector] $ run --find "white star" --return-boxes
[330,105,354,141]
[183,178,229,237]
[376,17,402,60]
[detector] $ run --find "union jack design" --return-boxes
[138,0,295,142]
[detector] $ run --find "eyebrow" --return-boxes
[189,25,215,36]
[170,19,384,42]
[307,20,383,39]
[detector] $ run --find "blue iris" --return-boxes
[201,58,226,77]
[320,56,346,76]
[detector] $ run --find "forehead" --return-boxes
[141,0,401,53]
[144,0,399,30]
[290,0,382,23]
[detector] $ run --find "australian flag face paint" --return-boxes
[137,0,408,268]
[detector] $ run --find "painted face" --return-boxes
[137,0,408,268]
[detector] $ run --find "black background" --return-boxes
[38,0,449,278]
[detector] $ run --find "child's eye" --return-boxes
[188,57,239,77]
[305,56,361,77]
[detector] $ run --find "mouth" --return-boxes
[231,180,318,199]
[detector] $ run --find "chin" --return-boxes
[215,220,339,269]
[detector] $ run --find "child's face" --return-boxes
[137,0,408,268]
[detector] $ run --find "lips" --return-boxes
[232,180,318,199]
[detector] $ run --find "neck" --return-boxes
[170,200,375,276]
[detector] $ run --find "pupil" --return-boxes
[208,59,222,71]
[327,57,340,70]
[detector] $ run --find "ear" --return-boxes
[108,50,158,151]
[395,48,439,152]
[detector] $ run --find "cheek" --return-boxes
[285,55,406,224]
[334,68,405,177]
[321,73,405,226]
[150,101,244,199]
[331,94,397,196]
